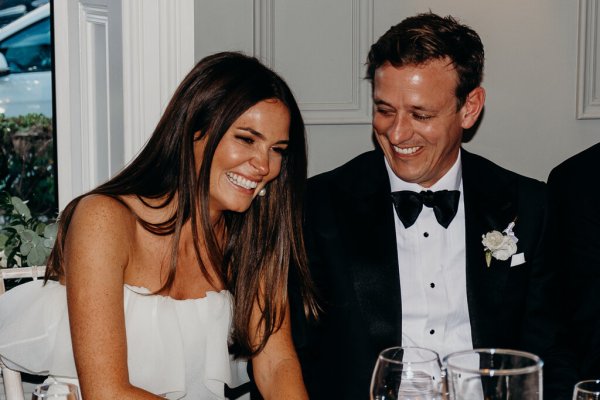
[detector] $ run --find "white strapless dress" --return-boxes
[0,280,249,399]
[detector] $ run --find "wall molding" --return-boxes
[253,0,274,65]
[78,4,110,186]
[122,0,195,161]
[56,0,194,208]
[253,0,373,124]
[54,0,80,209]
[577,0,600,119]
[55,0,118,207]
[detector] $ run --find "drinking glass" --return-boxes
[31,382,80,399]
[573,380,600,400]
[444,348,543,400]
[370,346,445,400]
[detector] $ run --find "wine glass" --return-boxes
[31,382,80,399]
[370,346,445,400]
[444,348,543,400]
[573,380,600,400]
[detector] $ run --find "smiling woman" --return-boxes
[207,99,290,215]
[0,52,317,400]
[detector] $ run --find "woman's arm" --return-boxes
[251,301,308,400]
[64,195,162,399]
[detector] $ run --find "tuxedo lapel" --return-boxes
[461,150,519,348]
[337,152,402,347]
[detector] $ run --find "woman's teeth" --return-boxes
[226,172,258,190]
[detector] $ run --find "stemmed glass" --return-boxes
[31,382,80,399]
[573,380,600,400]
[370,346,445,400]
[444,348,543,400]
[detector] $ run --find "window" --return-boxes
[0,3,56,222]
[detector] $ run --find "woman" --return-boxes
[0,52,317,399]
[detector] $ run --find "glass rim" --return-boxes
[33,381,78,397]
[443,348,543,376]
[378,345,440,365]
[574,379,600,395]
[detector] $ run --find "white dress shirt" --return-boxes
[385,151,473,359]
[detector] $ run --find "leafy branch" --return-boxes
[0,191,57,268]
[0,113,56,216]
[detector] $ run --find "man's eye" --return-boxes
[376,108,394,116]
[413,113,432,121]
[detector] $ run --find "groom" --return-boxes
[295,12,572,399]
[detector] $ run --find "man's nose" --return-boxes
[387,114,413,143]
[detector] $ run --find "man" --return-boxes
[295,12,570,399]
[547,142,600,383]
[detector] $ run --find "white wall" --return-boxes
[195,0,600,182]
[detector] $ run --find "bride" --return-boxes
[0,51,317,400]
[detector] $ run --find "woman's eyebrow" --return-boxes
[237,127,289,145]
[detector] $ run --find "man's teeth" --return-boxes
[393,146,420,155]
[226,172,258,190]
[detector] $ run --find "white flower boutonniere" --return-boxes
[481,221,518,267]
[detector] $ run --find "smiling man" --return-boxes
[294,12,572,400]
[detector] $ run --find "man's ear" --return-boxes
[460,87,485,129]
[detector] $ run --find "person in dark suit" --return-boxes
[548,142,600,384]
[293,12,571,399]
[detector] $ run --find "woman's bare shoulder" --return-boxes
[72,194,135,226]
[61,195,140,279]
[67,194,137,250]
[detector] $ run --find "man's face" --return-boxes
[372,59,484,188]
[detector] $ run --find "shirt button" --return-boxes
[429,329,435,335]
[430,282,435,288]
[424,232,429,238]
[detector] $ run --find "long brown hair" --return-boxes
[46,52,317,357]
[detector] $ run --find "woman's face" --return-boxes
[197,99,291,220]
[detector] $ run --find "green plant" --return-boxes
[0,113,56,217]
[0,192,58,268]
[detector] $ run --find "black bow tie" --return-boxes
[391,190,460,229]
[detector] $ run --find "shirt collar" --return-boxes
[385,149,463,193]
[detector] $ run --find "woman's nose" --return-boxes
[250,150,270,176]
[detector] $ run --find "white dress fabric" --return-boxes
[0,280,249,399]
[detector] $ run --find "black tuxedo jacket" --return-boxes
[548,142,600,383]
[294,149,568,399]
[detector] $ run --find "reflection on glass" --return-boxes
[31,382,79,399]
[371,346,445,400]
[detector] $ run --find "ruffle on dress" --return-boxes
[0,280,249,399]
